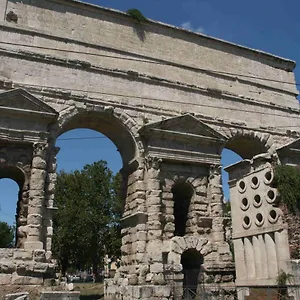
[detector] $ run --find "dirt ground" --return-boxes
[0,283,104,300]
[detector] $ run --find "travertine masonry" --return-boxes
[0,0,299,299]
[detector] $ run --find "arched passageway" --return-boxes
[181,249,204,299]
[50,109,139,279]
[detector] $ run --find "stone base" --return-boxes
[5,292,29,300]
[40,292,80,300]
[0,248,56,286]
[105,282,172,300]
[104,280,236,300]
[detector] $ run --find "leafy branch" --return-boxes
[273,165,300,213]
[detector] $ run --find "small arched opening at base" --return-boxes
[172,182,194,237]
[181,249,204,299]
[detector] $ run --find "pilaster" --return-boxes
[24,143,48,250]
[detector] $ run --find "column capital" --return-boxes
[33,142,48,158]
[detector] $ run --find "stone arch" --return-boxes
[222,128,276,159]
[169,236,209,266]
[54,104,143,166]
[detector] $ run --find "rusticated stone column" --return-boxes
[209,165,225,242]
[24,143,48,250]
[43,146,60,259]
[145,156,165,286]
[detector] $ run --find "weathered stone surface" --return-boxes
[40,292,80,300]
[0,274,12,285]
[4,292,29,300]
[0,0,298,297]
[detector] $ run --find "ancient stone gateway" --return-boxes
[0,0,299,299]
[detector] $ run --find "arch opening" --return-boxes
[58,111,137,166]
[53,127,126,279]
[172,182,193,237]
[181,249,203,299]
[0,166,26,248]
[224,137,268,160]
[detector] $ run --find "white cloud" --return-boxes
[181,21,205,34]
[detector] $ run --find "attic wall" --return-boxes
[1,0,299,116]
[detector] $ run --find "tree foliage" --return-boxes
[0,221,14,248]
[52,161,123,277]
[273,165,300,213]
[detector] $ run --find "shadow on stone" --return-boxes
[79,294,104,300]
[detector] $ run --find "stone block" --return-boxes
[30,169,47,189]
[153,273,165,285]
[150,263,163,273]
[4,292,29,300]
[27,214,42,225]
[32,156,47,169]
[141,286,153,298]
[33,249,46,262]
[153,286,171,297]
[0,273,12,285]
[146,196,161,206]
[164,222,175,233]
[40,292,80,300]
[148,230,162,240]
[0,249,14,259]
[13,250,33,261]
[136,231,147,241]
[195,185,207,194]
[0,260,16,273]
[136,241,146,253]
[146,179,160,190]
[11,274,44,285]
[128,274,138,285]
[147,205,161,213]
[127,181,144,195]
[146,190,161,197]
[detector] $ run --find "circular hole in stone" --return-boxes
[255,213,264,226]
[252,176,259,186]
[270,210,277,220]
[254,195,262,207]
[243,216,250,226]
[239,181,245,189]
[265,171,272,182]
[241,197,249,210]
[268,209,279,224]
[238,180,246,193]
[268,190,275,200]
[256,213,263,223]
[242,198,248,207]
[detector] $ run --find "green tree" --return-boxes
[0,221,14,248]
[52,161,123,278]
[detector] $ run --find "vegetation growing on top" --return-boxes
[127,9,147,23]
[273,165,300,213]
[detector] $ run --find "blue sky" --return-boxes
[1,0,299,225]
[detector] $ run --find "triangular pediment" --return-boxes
[0,89,58,116]
[140,114,226,141]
